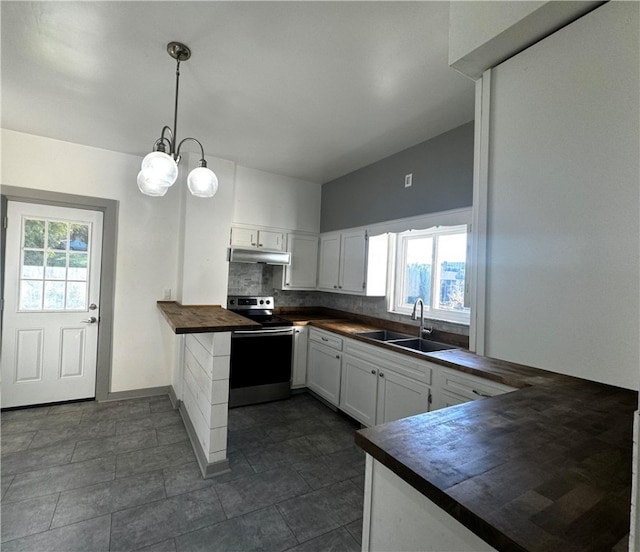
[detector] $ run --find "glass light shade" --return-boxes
[187,166,218,197]
[137,171,168,197]
[141,151,178,187]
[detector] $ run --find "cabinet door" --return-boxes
[376,369,431,425]
[258,229,285,251]
[307,341,341,406]
[230,227,257,248]
[292,326,308,388]
[318,233,341,291]
[339,229,366,294]
[340,354,378,427]
[284,233,318,289]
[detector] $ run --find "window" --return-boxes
[391,225,470,325]
[19,217,91,311]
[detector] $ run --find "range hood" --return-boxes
[228,247,291,266]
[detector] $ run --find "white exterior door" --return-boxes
[1,201,103,408]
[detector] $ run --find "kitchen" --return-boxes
[1,1,639,551]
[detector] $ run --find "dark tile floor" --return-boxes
[1,392,365,551]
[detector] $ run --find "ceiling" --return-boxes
[1,1,475,184]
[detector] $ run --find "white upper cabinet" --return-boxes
[281,232,318,290]
[317,229,388,296]
[317,233,342,291]
[230,226,285,251]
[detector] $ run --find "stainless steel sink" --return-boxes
[387,338,458,353]
[356,330,414,341]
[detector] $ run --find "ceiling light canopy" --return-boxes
[137,42,218,198]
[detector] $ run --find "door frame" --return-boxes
[1,185,117,402]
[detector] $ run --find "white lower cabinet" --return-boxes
[375,368,431,425]
[340,338,432,427]
[432,367,517,410]
[291,326,308,389]
[340,354,379,426]
[307,328,343,406]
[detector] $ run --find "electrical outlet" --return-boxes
[404,173,413,188]
[163,288,172,300]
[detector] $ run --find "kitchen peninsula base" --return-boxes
[363,455,496,551]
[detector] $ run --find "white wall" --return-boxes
[178,152,236,306]
[1,129,181,393]
[482,2,639,390]
[233,165,321,233]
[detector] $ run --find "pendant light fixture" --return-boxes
[137,42,218,198]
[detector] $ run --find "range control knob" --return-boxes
[259,300,264,305]
[229,299,235,305]
[265,299,271,305]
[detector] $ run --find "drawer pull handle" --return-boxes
[472,389,491,398]
[321,337,329,341]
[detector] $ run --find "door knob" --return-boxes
[81,317,97,324]
[89,303,98,310]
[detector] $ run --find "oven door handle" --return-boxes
[233,328,294,336]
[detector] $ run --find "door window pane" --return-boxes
[44,281,65,310]
[46,252,67,280]
[48,221,68,250]
[22,250,44,279]
[20,280,43,310]
[68,253,88,281]
[69,224,89,251]
[66,282,87,310]
[24,219,45,248]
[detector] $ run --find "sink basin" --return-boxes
[357,330,414,341]
[388,338,458,353]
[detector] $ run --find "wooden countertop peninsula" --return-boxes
[157,301,260,334]
[278,309,637,552]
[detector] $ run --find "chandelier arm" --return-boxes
[175,137,207,165]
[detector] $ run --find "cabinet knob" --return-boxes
[371,369,376,375]
[335,355,340,359]
[338,285,342,289]
[333,285,338,289]
[379,372,384,378]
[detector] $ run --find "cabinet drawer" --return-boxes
[344,338,431,385]
[309,328,343,351]
[439,368,516,402]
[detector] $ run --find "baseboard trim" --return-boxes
[178,403,230,479]
[168,386,180,409]
[102,386,171,403]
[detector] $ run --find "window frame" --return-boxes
[389,224,470,325]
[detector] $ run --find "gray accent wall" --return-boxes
[320,122,474,232]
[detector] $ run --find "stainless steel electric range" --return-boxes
[226,295,294,407]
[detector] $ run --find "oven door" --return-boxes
[229,327,294,407]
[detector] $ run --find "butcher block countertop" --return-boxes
[157,301,259,334]
[278,309,637,552]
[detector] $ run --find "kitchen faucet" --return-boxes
[411,298,432,338]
